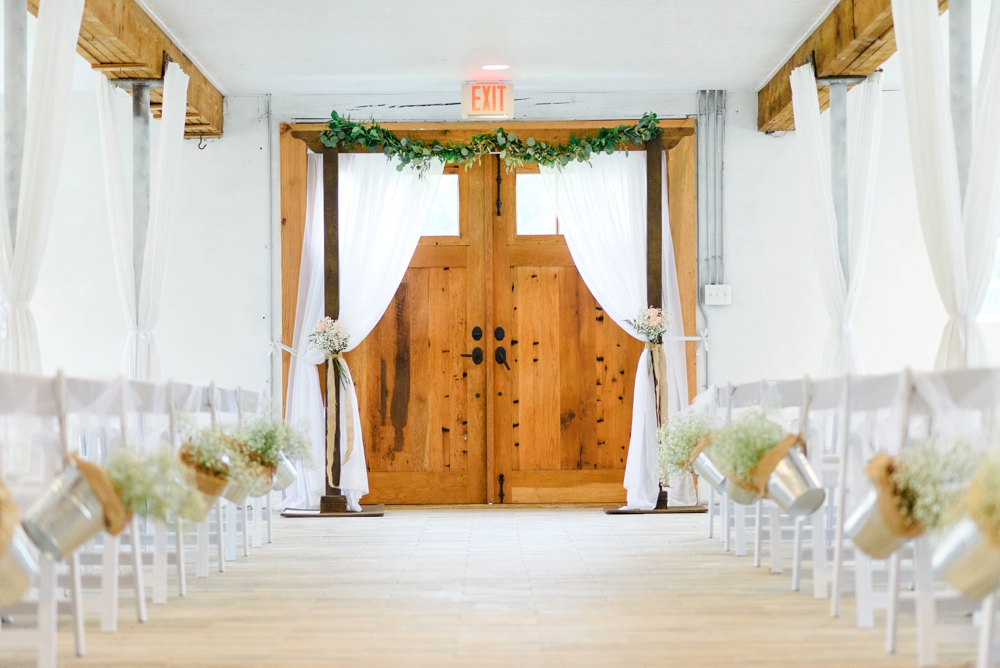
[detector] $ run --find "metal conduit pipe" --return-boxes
[696,90,726,389]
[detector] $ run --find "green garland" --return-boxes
[320,110,661,173]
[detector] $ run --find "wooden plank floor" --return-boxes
[3,507,974,667]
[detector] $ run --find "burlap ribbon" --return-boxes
[327,356,356,488]
[688,432,716,469]
[645,341,669,427]
[187,464,229,497]
[0,478,18,560]
[964,475,1000,548]
[70,454,132,536]
[864,453,925,539]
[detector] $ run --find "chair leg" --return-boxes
[226,501,237,562]
[242,503,250,557]
[769,505,783,574]
[885,551,900,654]
[791,517,803,591]
[153,522,168,605]
[914,536,937,666]
[37,555,57,668]
[723,496,732,552]
[216,499,225,573]
[707,487,715,539]
[176,518,187,597]
[101,534,120,633]
[978,592,997,668]
[855,550,874,628]
[266,492,273,544]
[130,517,148,623]
[813,502,830,599]
[197,519,209,578]
[70,550,86,657]
[252,498,262,549]
[753,501,763,568]
[734,503,747,557]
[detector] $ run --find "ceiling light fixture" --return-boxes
[482,64,509,71]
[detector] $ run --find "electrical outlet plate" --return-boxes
[704,284,731,306]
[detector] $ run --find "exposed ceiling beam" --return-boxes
[27,0,223,137]
[758,0,948,132]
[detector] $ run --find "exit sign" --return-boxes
[461,82,513,119]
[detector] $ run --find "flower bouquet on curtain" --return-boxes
[657,412,712,506]
[709,412,825,516]
[846,439,975,560]
[626,307,671,426]
[309,316,356,490]
[933,448,1000,599]
[0,477,38,608]
[178,427,233,521]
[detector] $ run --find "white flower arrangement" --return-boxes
[626,307,672,344]
[309,317,350,358]
[892,439,978,530]
[658,412,713,479]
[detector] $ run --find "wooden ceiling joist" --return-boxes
[757,0,947,132]
[27,0,223,137]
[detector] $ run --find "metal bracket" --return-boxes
[815,76,868,87]
[109,78,164,91]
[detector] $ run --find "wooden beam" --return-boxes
[646,136,663,310]
[321,147,346,509]
[758,0,948,132]
[27,0,224,138]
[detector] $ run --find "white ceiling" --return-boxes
[137,0,841,97]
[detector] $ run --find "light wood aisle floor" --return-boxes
[4,507,973,667]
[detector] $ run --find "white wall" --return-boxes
[33,92,272,392]
[707,88,1000,388]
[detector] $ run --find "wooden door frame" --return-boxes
[279,118,698,503]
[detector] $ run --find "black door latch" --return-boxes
[461,347,484,364]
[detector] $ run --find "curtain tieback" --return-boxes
[326,354,357,488]
[643,341,669,427]
[268,337,298,358]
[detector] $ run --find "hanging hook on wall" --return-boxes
[198,137,207,150]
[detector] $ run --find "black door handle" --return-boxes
[494,346,510,370]
[460,347,484,364]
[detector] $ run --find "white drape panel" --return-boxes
[0,0,85,373]
[96,63,189,380]
[338,154,443,510]
[279,154,327,510]
[539,152,659,510]
[658,153,695,505]
[790,66,883,375]
[891,0,1000,369]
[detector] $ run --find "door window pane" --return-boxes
[516,174,558,235]
[422,174,459,236]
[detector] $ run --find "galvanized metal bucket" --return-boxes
[764,445,825,517]
[725,479,758,505]
[692,452,726,493]
[271,453,297,492]
[933,517,1000,600]
[0,525,39,609]
[22,465,106,559]
[248,472,275,498]
[844,490,906,559]
[222,477,252,505]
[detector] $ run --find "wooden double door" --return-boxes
[347,159,645,505]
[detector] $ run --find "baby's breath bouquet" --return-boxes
[658,412,713,479]
[179,427,232,480]
[892,439,978,530]
[107,449,188,522]
[710,412,785,488]
[625,307,671,344]
[309,317,350,358]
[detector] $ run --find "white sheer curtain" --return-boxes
[337,154,443,510]
[891,0,1000,369]
[0,0,85,373]
[539,152,659,510]
[790,66,883,375]
[279,153,326,511]
[95,63,190,380]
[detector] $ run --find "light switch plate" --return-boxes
[704,284,732,306]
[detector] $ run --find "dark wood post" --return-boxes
[646,135,663,308]
[320,146,348,513]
